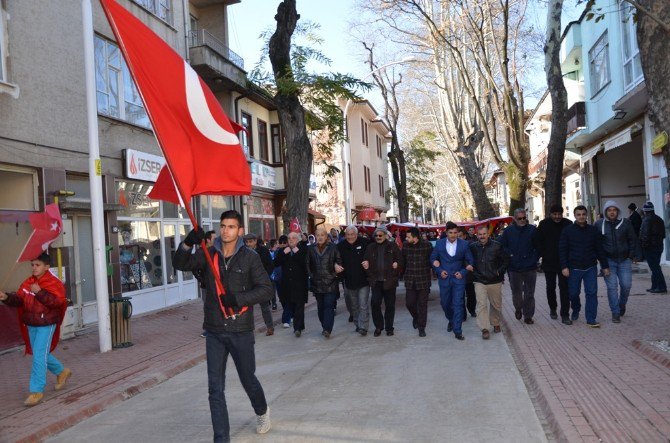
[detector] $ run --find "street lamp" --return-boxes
[341,56,417,224]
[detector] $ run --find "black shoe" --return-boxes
[419,329,426,337]
[550,310,558,320]
[271,303,278,311]
[447,322,453,332]
[324,331,331,338]
[646,288,656,292]
[619,304,626,317]
[515,310,522,320]
[650,289,668,294]
[463,313,467,321]
[412,318,418,329]
[524,318,534,325]
[561,317,573,325]
[612,314,621,323]
[455,333,464,341]
[373,329,382,337]
[348,315,354,322]
[321,330,327,336]
[359,329,368,336]
[470,312,477,318]
[295,330,301,337]
[571,312,579,321]
[387,330,394,336]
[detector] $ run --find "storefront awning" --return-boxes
[581,145,603,165]
[602,126,633,152]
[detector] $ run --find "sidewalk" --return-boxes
[0,298,299,443]
[502,268,670,442]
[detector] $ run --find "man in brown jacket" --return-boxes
[402,227,433,337]
[362,227,402,336]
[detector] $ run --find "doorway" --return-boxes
[73,215,98,327]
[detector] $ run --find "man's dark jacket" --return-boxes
[273,244,309,304]
[173,237,273,333]
[337,237,369,290]
[559,223,609,270]
[534,217,572,272]
[401,239,433,290]
[639,212,666,250]
[363,240,402,290]
[499,223,539,272]
[629,210,642,236]
[255,244,274,276]
[593,217,640,262]
[307,243,342,294]
[469,239,510,284]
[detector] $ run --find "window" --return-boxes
[241,112,253,157]
[0,166,38,210]
[365,122,369,146]
[379,175,384,197]
[376,135,383,158]
[133,0,172,24]
[361,118,365,144]
[588,31,610,97]
[258,119,269,162]
[271,124,282,163]
[95,36,150,128]
[619,1,643,90]
[0,5,6,83]
[364,166,370,192]
[348,163,352,190]
[118,220,163,290]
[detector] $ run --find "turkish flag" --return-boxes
[18,204,63,262]
[100,0,251,208]
[289,218,302,233]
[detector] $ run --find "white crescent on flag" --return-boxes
[184,61,239,146]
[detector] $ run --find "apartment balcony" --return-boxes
[567,101,586,135]
[190,0,240,7]
[189,29,246,91]
[560,22,581,71]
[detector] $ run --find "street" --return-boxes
[47,290,547,443]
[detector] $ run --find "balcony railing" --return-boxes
[566,101,586,135]
[189,29,245,71]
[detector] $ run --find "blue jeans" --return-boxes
[604,259,632,315]
[644,246,667,291]
[28,325,64,393]
[439,283,465,334]
[567,266,598,324]
[315,292,337,333]
[206,331,267,443]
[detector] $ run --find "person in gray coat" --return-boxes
[593,200,640,322]
[307,227,343,338]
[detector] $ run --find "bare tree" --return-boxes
[543,0,568,215]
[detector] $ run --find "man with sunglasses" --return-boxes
[499,208,540,324]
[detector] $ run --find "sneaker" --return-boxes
[550,310,558,320]
[619,304,626,317]
[493,325,501,333]
[482,329,490,340]
[266,328,274,336]
[24,392,44,406]
[55,368,72,391]
[587,322,601,328]
[294,330,301,337]
[359,329,368,336]
[612,314,621,323]
[561,317,573,325]
[515,310,522,320]
[200,331,207,338]
[418,329,426,337]
[256,407,271,434]
[282,323,290,328]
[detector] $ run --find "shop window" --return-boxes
[247,195,276,241]
[163,223,193,283]
[65,175,91,200]
[162,201,184,219]
[117,181,160,218]
[0,167,38,210]
[118,220,163,291]
[95,35,151,128]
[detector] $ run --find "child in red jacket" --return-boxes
[0,253,71,406]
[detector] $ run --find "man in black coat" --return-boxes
[273,232,310,336]
[337,225,371,335]
[402,227,433,337]
[639,201,667,293]
[628,203,642,237]
[173,210,272,441]
[244,233,275,335]
[469,225,509,339]
[534,204,573,324]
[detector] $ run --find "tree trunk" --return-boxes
[457,152,496,220]
[543,0,568,215]
[268,0,312,233]
[637,1,670,194]
[388,130,409,222]
[504,162,528,215]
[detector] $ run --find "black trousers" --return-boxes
[371,281,396,332]
[406,284,430,329]
[463,282,476,317]
[289,301,305,332]
[544,270,570,318]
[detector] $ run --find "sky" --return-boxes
[227,0,585,112]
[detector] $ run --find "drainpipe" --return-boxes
[182,0,190,61]
[234,93,249,223]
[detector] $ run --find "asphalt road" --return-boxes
[49,288,547,442]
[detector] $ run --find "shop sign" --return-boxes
[124,149,165,182]
[651,131,668,155]
[251,161,277,190]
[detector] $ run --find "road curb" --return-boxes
[631,339,670,369]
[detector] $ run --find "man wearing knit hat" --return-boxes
[627,203,642,236]
[534,204,573,323]
[594,200,640,321]
[639,201,667,294]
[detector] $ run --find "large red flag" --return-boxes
[99,0,251,207]
[18,204,63,262]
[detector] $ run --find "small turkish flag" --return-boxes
[289,218,302,233]
[18,204,62,262]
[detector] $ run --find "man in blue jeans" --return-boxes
[593,200,640,322]
[559,205,610,328]
[639,201,667,294]
[173,210,273,442]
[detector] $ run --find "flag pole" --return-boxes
[82,0,112,353]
